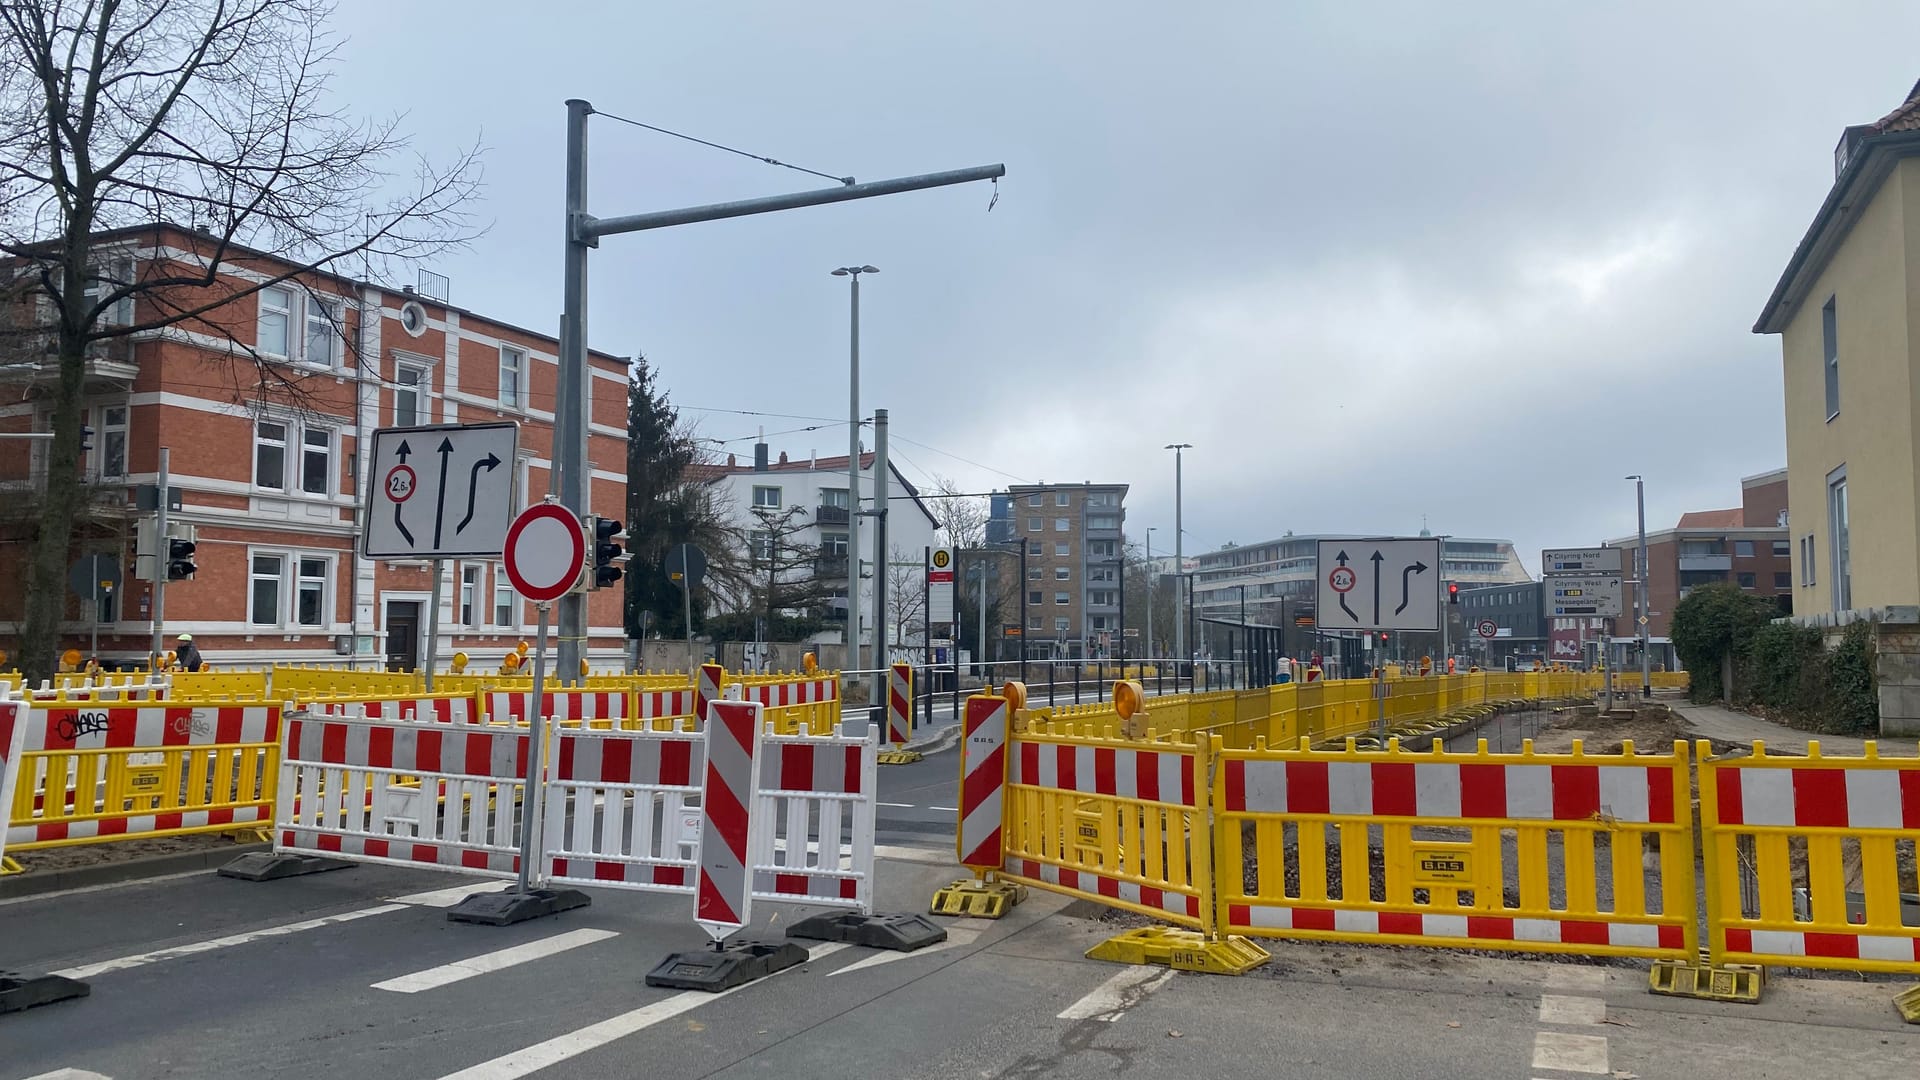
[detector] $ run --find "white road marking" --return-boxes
[1531,1031,1610,1074]
[373,928,619,993]
[878,802,916,808]
[1538,993,1606,1026]
[875,843,951,866]
[828,927,980,976]
[928,805,959,812]
[0,869,212,908]
[434,942,850,1080]
[1056,966,1176,1022]
[390,880,511,908]
[1543,965,1608,990]
[24,1070,113,1079]
[51,904,407,980]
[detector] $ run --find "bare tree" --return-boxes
[0,0,482,679]
[885,545,927,648]
[928,472,988,549]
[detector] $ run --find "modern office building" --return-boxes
[994,482,1129,658]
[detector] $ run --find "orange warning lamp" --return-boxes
[802,651,818,675]
[450,651,469,674]
[1113,679,1145,721]
[60,648,81,670]
[1001,679,1028,712]
[516,641,530,656]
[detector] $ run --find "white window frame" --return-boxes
[1054,518,1069,532]
[300,426,333,496]
[254,420,290,492]
[1029,616,1044,631]
[1027,566,1042,580]
[395,362,429,426]
[499,345,528,410]
[81,256,135,327]
[1055,492,1069,507]
[1827,465,1850,610]
[1028,590,1043,606]
[460,564,481,627]
[304,296,340,369]
[1055,542,1070,557]
[752,485,782,509]
[493,564,517,628]
[1055,567,1070,580]
[95,402,128,480]
[1800,535,1816,587]
[249,552,285,626]
[1055,591,1070,605]
[1054,616,1070,632]
[257,286,293,360]
[1027,493,1042,507]
[295,555,331,628]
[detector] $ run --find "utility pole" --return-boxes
[1633,475,1651,697]
[871,407,890,713]
[1144,527,1156,662]
[837,265,876,682]
[549,96,1002,678]
[1165,443,1190,670]
[149,447,170,665]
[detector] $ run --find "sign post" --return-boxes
[1543,548,1626,713]
[666,543,708,681]
[448,499,589,927]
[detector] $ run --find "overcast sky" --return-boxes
[325,1,1920,575]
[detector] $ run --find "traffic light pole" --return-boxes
[149,447,169,666]
[424,559,444,691]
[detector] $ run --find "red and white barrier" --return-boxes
[1011,742,1197,807]
[0,700,28,865]
[1220,758,1680,824]
[957,695,1011,870]
[695,699,762,940]
[742,677,838,710]
[1713,765,1920,829]
[694,664,723,728]
[749,726,877,909]
[544,724,705,892]
[273,714,527,876]
[887,664,912,746]
[312,697,478,724]
[485,689,624,725]
[635,688,695,723]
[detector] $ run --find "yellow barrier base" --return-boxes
[0,855,21,876]
[877,749,925,765]
[1086,927,1270,976]
[1895,985,1920,1024]
[1649,956,1765,1003]
[930,878,1026,918]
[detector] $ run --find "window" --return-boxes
[1089,541,1116,557]
[257,287,292,358]
[1055,617,1070,633]
[98,404,127,479]
[1027,516,1041,532]
[1054,518,1069,532]
[297,557,328,627]
[1734,541,1755,558]
[456,565,479,626]
[1055,542,1070,557]
[399,300,427,337]
[1087,514,1120,530]
[1773,540,1791,558]
[1800,535,1816,587]
[1027,566,1042,581]
[82,258,133,325]
[1774,572,1792,590]
[1055,591,1070,605]
[1027,493,1042,507]
[250,554,283,625]
[305,298,338,367]
[820,532,848,557]
[395,364,427,426]
[752,485,782,509]
[1029,617,1044,631]
[821,487,849,509]
[1737,572,1757,589]
[1028,590,1043,606]
[1055,567,1071,580]
[493,568,515,627]
[499,345,527,409]
[1828,466,1850,610]
[1055,492,1069,507]
[1823,297,1840,420]
[749,530,773,562]
[1090,589,1117,606]
[301,428,332,495]
[254,421,288,490]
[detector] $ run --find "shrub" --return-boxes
[1671,584,1777,701]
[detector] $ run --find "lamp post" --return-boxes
[1144,526,1157,659]
[1627,474,1650,697]
[834,265,878,676]
[1164,443,1190,674]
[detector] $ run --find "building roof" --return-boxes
[1741,467,1788,488]
[1755,85,1920,334]
[689,451,941,529]
[1676,509,1744,529]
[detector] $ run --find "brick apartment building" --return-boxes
[991,482,1129,659]
[0,224,630,670]
[1604,469,1791,644]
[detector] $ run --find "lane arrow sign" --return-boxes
[1369,550,1385,625]
[395,439,411,462]
[431,437,455,549]
[456,452,503,534]
[1395,560,1429,615]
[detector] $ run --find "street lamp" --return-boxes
[1144,526,1158,658]
[1164,443,1190,671]
[834,265,879,675]
[1626,474,1650,697]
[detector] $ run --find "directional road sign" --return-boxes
[1314,537,1441,632]
[363,423,518,559]
[504,503,586,604]
[1548,575,1624,617]
[1543,547,1623,576]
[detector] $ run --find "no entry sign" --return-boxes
[504,503,585,604]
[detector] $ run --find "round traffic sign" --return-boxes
[1476,619,1499,639]
[503,503,585,604]
[1328,566,1357,593]
[384,464,417,503]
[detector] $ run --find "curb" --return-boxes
[0,842,268,901]
[903,722,962,755]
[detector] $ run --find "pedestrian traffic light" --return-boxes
[1448,582,1459,604]
[166,525,197,581]
[586,514,628,590]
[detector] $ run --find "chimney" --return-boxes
[778,451,788,465]
[753,443,769,471]
[727,453,737,468]
[809,449,816,469]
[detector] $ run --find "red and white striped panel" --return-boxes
[746,678,837,708]
[1225,904,1688,954]
[484,690,626,724]
[1220,758,1678,824]
[1010,741,1197,807]
[761,737,863,795]
[23,705,280,753]
[279,829,520,877]
[359,697,477,724]
[958,696,1010,871]
[887,664,912,746]
[553,726,702,787]
[0,702,24,862]
[1714,765,1920,830]
[19,805,270,847]
[750,728,877,912]
[1005,857,1201,922]
[635,688,695,720]
[695,700,763,940]
[695,664,724,726]
[284,716,527,780]
[1722,927,1920,964]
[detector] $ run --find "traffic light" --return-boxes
[1448,582,1459,604]
[166,524,197,581]
[586,514,628,590]
[1379,631,1390,643]
[80,425,94,452]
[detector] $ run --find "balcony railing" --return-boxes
[1677,553,1732,572]
[815,504,850,526]
[813,555,849,578]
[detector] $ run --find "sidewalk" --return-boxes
[1673,701,1918,756]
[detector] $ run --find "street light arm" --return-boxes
[583,165,1006,239]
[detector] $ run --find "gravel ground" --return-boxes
[4,831,246,876]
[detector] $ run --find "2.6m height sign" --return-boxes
[1315,537,1442,632]
[363,423,519,558]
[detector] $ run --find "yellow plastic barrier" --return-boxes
[1697,740,1920,975]
[1213,734,1697,961]
[170,669,270,701]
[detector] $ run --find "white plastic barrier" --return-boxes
[749,725,877,910]
[485,689,626,725]
[544,724,705,892]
